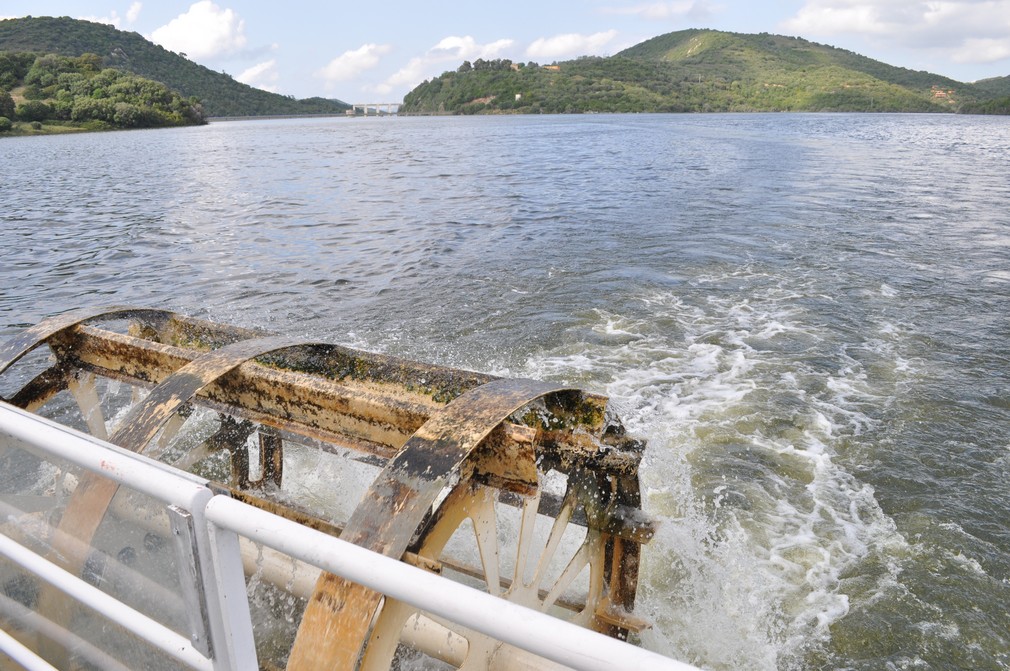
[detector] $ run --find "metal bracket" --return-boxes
[168,504,213,658]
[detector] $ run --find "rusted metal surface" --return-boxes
[0,311,621,465]
[0,306,170,378]
[287,378,573,670]
[6,366,68,411]
[257,429,284,487]
[32,334,335,665]
[338,378,572,553]
[48,335,325,559]
[48,325,459,459]
[34,322,627,471]
[108,334,310,451]
[155,313,500,403]
[0,309,655,670]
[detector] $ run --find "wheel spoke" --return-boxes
[531,489,575,591]
[572,532,607,628]
[145,411,189,461]
[471,486,500,597]
[67,371,108,440]
[419,485,475,557]
[513,489,542,588]
[541,537,591,612]
[586,533,606,607]
[369,470,635,667]
[360,598,418,671]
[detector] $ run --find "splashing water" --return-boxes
[516,273,911,669]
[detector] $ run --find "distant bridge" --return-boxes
[348,103,400,116]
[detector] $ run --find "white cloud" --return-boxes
[783,1,909,36]
[430,36,515,60]
[126,2,142,24]
[374,36,515,96]
[373,57,429,95]
[952,37,1010,64]
[782,0,1010,61]
[10,4,141,27]
[526,30,619,60]
[602,1,717,21]
[237,59,279,92]
[315,44,393,89]
[78,11,124,28]
[150,1,248,60]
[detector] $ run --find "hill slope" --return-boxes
[402,29,995,115]
[0,16,348,117]
[0,51,206,133]
[971,74,1010,98]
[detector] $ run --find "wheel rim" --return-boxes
[361,470,612,670]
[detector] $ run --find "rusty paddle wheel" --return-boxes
[0,307,656,670]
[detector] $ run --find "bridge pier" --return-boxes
[349,103,400,116]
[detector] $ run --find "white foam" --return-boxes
[519,285,909,670]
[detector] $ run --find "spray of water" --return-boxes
[515,280,910,670]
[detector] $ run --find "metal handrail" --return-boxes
[0,534,212,671]
[0,627,57,671]
[0,402,698,671]
[0,402,247,671]
[205,495,696,671]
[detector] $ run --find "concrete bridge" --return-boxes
[348,103,400,116]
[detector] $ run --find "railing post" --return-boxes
[201,500,259,671]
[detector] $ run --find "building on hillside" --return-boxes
[932,85,956,100]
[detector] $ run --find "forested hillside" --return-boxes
[970,75,1010,98]
[0,51,204,133]
[0,17,349,117]
[957,96,1010,114]
[957,73,1010,113]
[402,29,1003,115]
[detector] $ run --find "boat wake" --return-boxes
[513,281,910,670]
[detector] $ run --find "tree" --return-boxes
[15,100,51,121]
[71,97,114,123]
[113,101,141,126]
[0,52,35,89]
[76,52,101,72]
[0,116,11,131]
[24,53,71,88]
[0,88,14,117]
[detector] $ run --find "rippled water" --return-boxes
[2,113,1010,669]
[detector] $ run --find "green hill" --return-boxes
[959,75,1010,114]
[0,50,206,133]
[0,16,349,117]
[402,29,1003,115]
[971,74,1010,98]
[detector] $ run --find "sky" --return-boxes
[3,1,1009,103]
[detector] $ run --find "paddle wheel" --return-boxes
[0,307,656,670]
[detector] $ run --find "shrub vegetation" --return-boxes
[0,50,205,132]
[0,17,350,118]
[402,30,1008,115]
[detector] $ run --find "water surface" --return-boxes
[2,113,1010,669]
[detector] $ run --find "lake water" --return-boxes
[2,113,1010,670]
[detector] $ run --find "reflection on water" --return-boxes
[2,113,1010,670]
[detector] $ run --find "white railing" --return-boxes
[0,402,698,671]
[0,402,242,670]
[0,533,213,671]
